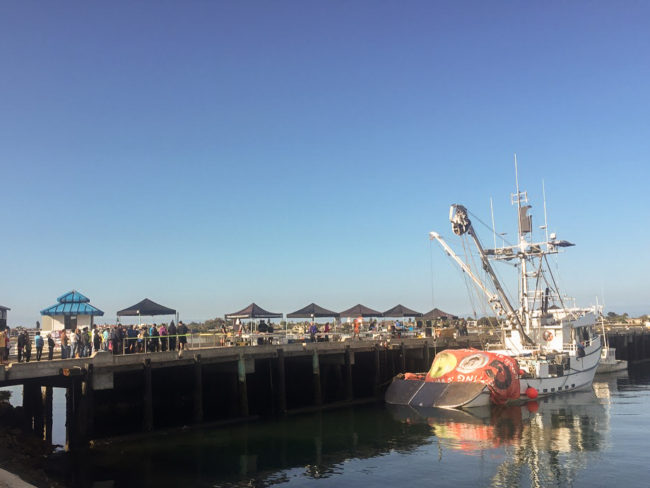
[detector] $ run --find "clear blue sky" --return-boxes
[1,1,649,325]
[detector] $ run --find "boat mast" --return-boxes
[513,155,531,333]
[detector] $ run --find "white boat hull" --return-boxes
[597,360,628,374]
[596,347,627,374]
[518,344,601,400]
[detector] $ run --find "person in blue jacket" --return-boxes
[34,331,44,361]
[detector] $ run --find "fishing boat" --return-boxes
[386,167,601,408]
[597,317,627,373]
[597,346,627,373]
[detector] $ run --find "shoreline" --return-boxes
[0,468,36,488]
[0,401,64,488]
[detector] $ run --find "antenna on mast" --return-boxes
[514,153,520,197]
[511,153,527,239]
[542,179,549,243]
[490,197,497,249]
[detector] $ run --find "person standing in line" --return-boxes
[3,328,9,363]
[93,328,101,354]
[102,327,109,351]
[17,330,25,362]
[137,326,145,353]
[81,327,92,358]
[0,329,6,365]
[117,325,126,355]
[110,327,119,354]
[23,332,32,362]
[158,323,168,351]
[168,321,177,351]
[353,317,362,340]
[309,322,318,342]
[60,330,69,359]
[35,331,44,361]
[177,321,188,350]
[150,324,160,352]
[235,318,242,337]
[47,334,55,360]
[71,328,79,358]
[126,325,137,354]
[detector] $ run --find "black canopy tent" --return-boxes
[422,308,458,321]
[287,303,340,319]
[225,303,283,319]
[117,299,177,324]
[339,304,382,317]
[225,303,283,333]
[382,304,423,318]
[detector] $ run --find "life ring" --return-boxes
[543,330,553,342]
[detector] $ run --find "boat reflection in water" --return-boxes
[389,385,610,487]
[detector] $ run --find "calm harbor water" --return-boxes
[4,364,650,487]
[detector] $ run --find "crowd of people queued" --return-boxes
[2,321,190,362]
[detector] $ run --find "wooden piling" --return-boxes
[400,342,406,373]
[374,345,381,398]
[268,358,276,416]
[143,358,153,432]
[44,386,53,444]
[22,382,40,432]
[193,355,203,424]
[76,375,90,445]
[345,346,353,401]
[423,341,430,371]
[83,365,95,440]
[32,385,44,437]
[65,379,82,450]
[238,354,249,417]
[277,349,287,415]
[312,349,322,406]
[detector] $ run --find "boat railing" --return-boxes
[564,336,597,353]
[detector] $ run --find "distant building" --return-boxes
[0,305,9,330]
[40,290,104,332]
